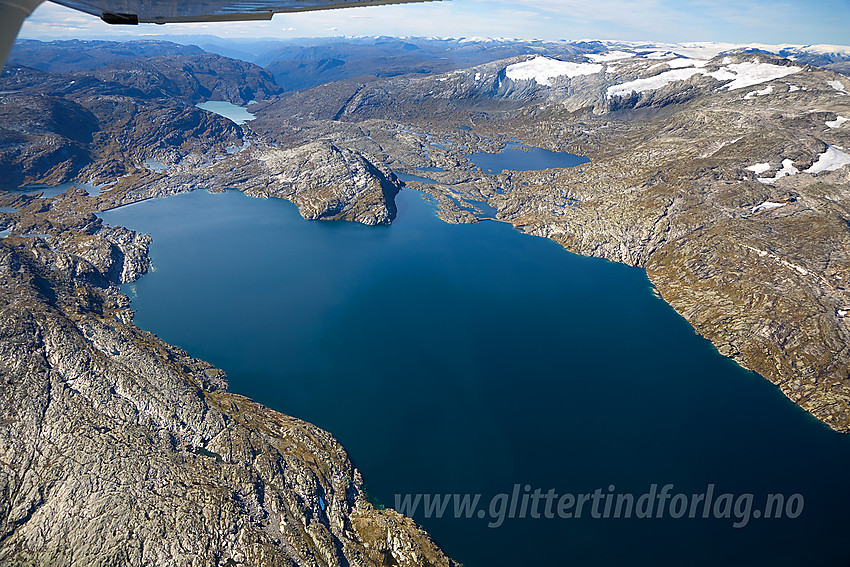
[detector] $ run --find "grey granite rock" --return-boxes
[0,233,456,567]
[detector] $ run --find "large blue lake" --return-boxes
[100,188,850,567]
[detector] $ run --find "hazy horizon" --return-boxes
[18,0,850,47]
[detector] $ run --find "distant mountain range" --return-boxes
[11,37,849,93]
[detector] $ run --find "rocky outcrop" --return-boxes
[58,140,403,227]
[0,192,456,566]
[254,141,399,225]
[0,92,97,188]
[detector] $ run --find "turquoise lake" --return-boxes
[100,188,850,567]
[196,100,256,125]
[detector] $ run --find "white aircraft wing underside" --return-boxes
[51,0,437,23]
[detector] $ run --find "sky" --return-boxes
[18,0,850,46]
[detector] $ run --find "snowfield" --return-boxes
[826,116,848,129]
[607,68,704,97]
[506,56,603,86]
[607,59,801,98]
[666,58,708,69]
[713,61,801,90]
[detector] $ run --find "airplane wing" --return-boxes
[0,0,438,68]
[52,0,437,24]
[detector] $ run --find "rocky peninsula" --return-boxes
[0,188,455,565]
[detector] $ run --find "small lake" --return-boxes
[196,101,256,125]
[100,189,850,567]
[467,142,590,174]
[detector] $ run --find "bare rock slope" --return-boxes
[0,200,454,566]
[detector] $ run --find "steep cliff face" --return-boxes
[0,41,282,189]
[0,191,455,567]
[0,67,246,189]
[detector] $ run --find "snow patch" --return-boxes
[827,80,849,94]
[746,162,771,174]
[751,200,786,213]
[826,116,848,128]
[788,84,800,92]
[743,244,810,276]
[806,146,850,173]
[756,159,798,183]
[744,85,773,100]
[666,58,708,69]
[506,56,603,86]
[585,50,635,62]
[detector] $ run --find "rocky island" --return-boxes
[1,37,850,564]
